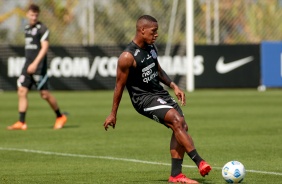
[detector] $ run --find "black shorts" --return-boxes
[135,94,184,125]
[17,72,49,90]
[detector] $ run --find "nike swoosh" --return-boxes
[216,56,254,74]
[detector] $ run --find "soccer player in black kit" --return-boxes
[104,15,211,183]
[7,4,67,130]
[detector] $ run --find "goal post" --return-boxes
[186,0,195,92]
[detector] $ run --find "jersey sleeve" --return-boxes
[39,24,49,42]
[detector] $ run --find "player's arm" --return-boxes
[104,52,134,130]
[157,63,186,106]
[27,40,49,74]
[27,29,49,74]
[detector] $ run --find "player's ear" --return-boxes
[141,27,145,35]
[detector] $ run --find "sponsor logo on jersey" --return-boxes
[141,63,158,83]
[25,37,38,49]
[142,62,155,72]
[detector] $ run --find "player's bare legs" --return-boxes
[7,87,29,130]
[165,109,196,153]
[40,90,59,110]
[165,108,211,182]
[170,133,186,159]
[40,90,67,129]
[18,86,29,113]
[168,120,199,183]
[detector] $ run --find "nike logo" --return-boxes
[141,58,145,63]
[216,56,254,74]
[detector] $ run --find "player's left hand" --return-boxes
[27,63,37,74]
[174,87,186,106]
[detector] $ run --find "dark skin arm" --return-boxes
[157,63,186,106]
[103,52,135,131]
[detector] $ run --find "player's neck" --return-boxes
[29,21,38,26]
[132,38,147,49]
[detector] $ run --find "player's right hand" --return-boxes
[103,114,116,131]
[27,63,38,74]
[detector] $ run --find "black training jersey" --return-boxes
[24,21,49,74]
[124,41,169,110]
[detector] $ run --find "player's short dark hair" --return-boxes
[28,4,40,13]
[137,15,157,23]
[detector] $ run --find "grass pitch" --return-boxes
[0,89,281,183]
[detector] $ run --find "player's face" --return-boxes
[27,10,39,26]
[143,22,158,44]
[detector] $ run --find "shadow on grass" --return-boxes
[27,125,80,129]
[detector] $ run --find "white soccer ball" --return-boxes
[222,161,246,183]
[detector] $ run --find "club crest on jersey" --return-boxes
[157,98,167,104]
[150,49,157,59]
[134,49,140,56]
[31,28,37,35]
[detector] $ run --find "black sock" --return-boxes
[171,158,183,177]
[188,149,203,167]
[19,112,26,123]
[55,109,62,118]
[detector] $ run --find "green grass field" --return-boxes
[0,89,281,184]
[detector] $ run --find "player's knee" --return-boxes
[183,123,188,132]
[171,116,185,131]
[17,88,27,98]
[40,91,49,100]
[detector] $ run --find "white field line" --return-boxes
[1,147,282,176]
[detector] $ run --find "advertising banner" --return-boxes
[0,45,122,90]
[0,44,260,90]
[261,41,282,87]
[194,44,260,88]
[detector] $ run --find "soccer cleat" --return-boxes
[199,160,212,177]
[53,114,67,130]
[7,121,27,130]
[168,173,199,183]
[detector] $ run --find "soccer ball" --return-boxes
[222,161,246,183]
